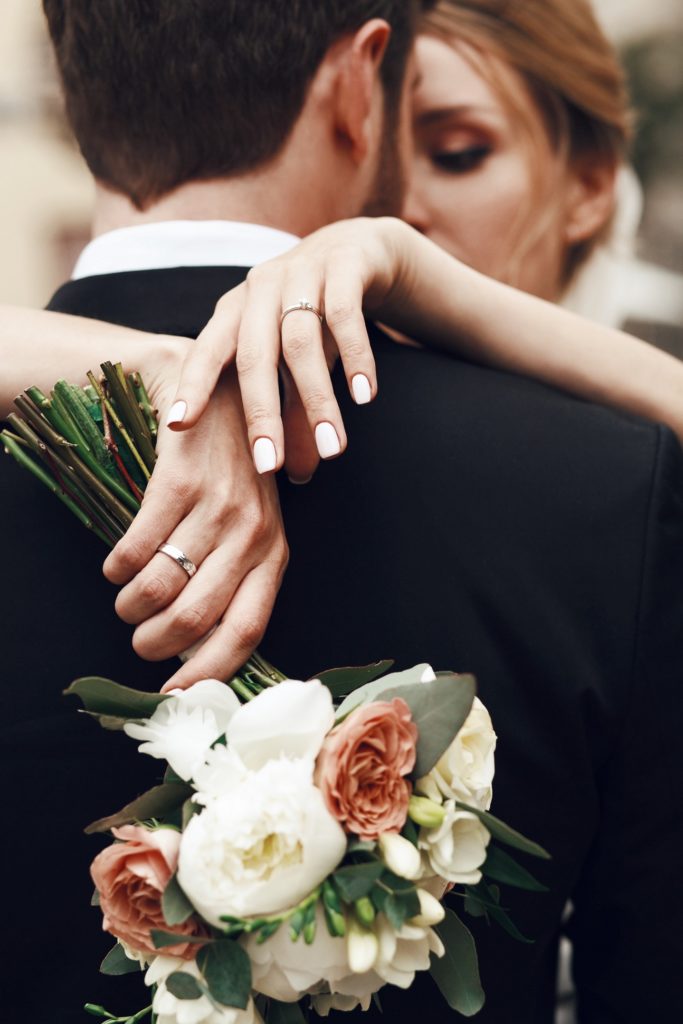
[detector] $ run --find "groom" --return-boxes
[10,1,683,1021]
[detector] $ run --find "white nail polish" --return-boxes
[166,400,187,427]
[351,373,372,405]
[253,436,277,474]
[315,421,341,459]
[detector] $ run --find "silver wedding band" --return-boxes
[157,542,198,578]
[280,299,324,326]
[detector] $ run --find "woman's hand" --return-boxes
[167,217,408,482]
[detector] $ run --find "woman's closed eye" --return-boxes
[431,144,491,174]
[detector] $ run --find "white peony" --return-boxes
[123,680,240,782]
[225,679,334,770]
[145,955,260,1024]
[178,757,346,924]
[417,696,496,810]
[419,803,491,885]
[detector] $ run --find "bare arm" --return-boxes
[168,217,683,487]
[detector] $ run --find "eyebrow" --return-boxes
[415,105,499,126]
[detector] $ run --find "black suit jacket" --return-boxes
[3,265,682,1023]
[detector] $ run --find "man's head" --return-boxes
[44,1,432,219]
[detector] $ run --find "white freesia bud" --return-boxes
[123,679,240,782]
[408,795,446,829]
[419,803,491,885]
[226,679,334,770]
[347,919,379,974]
[411,888,446,928]
[378,833,422,880]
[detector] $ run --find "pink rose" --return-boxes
[315,698,418,840]
[90,824,203,959]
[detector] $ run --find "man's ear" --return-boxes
[334,19,392,161]
[564,156,618,245]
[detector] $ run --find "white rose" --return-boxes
[145,955,261,1024]
[226,679,334,770]
[124,680,240,782]
[419,803,491,885]
[178,758,346,924]
[417,696,496,810]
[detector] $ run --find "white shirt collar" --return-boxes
[71,220,300,279]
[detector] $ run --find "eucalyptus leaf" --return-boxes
[82,710,130,731]
[166,972,203,1000]
[383,889,420,931]
[162,873,196,926]
[457,803,551,860]
[333,861,385,902]
[85,782,192,835]
[431,909,485,1017]
[483,844,548,892]
[267,1000,307,1024]
[65,676,169,719]
[335,663,435,717]
[197,941,252,1010]
[315,661,394,699]
[151,929,209,950]
[100,942,142,976]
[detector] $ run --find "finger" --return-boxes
[131,543,251,661]
[115,517,213,625]
[280,281,347,461]
[281,372,320,483]
[102,469,192,585]
[161,562,282,690]
[167,286,244,431]
[324,274,377,406]
[235,276,286,474]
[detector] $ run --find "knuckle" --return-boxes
[235,344,261,377]
[139,573,172,607]
[282,330,313,361]
[340,337,369,362]
[244,402,275,433]
[325,301,356,329]
[232,617,265,653]
[301,388,330,416]
[172,603,214,641]
[110,536,147,577]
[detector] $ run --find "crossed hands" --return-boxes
[105,217,410,688]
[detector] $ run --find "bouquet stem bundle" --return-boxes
[1,362,157,547]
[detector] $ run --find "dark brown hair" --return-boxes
[44,0,433,208]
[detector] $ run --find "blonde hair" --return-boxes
[422,0,633,284]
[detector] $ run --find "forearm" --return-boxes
[0,305,184,418]
[384,221,683,443]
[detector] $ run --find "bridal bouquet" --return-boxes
[71,659,548,1024]
[3,368,548,1022]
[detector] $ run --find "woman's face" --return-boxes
[404,35,570,300]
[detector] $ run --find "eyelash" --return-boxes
[431,145,491,174]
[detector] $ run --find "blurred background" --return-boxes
[0,0,681,335]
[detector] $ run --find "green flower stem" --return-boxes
[87,371,152,484]
[248,650,287,684]
[226,676,257,702]
[100,362,157,473]
[129,371,158,442]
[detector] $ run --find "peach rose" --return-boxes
[315,699,418,840]
[90,824,203,959]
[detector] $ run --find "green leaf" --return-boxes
[267,1000,307,1024]
[256,919,282,943]
[383,890,421,931]
[487,903,534,944]
[151,929,208,950]
[315,661,394,699]
[162,873,196,926]
[100,943,142,976]
[431,909,485,1017]
[91,888,101,906]
[381,673,476,777]
[165,972,203,1000]
[332,860,385,902]
[82,710,130,731]
[401,817,419,848]
[483,845,548,892]
[335,663,434,717]
[346,838,376,856]
[457,803,551,860]
[85,782,192,835]
[197,941,252,1010]
[65,676,169,719]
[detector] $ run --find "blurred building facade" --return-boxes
[0,0,681,325]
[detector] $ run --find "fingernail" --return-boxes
[166,400,187,427]
[288,475,313,485]
[253,437,278,474]
[351,374,372,405]
[315,421,341,459]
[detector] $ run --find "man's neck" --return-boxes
[92,152,356,239]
